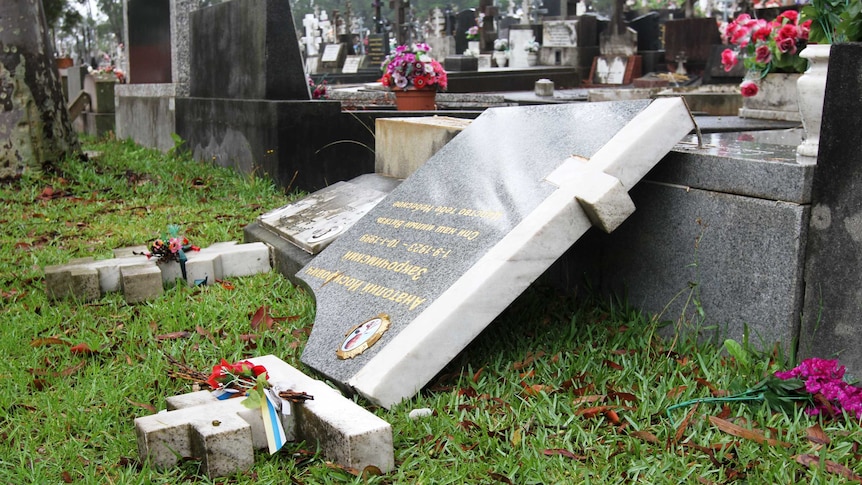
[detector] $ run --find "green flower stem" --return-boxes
[666,390,765,428]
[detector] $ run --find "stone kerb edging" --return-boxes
[134,355,394,478]
[44,241,271,304]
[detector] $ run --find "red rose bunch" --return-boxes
[207,359,269,399]
[720,11,811,97]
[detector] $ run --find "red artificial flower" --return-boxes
[776,36,797,55]
[412,75,429,89]
[721,48,738,71]
[751,23,773,43]
[798,19,812,40]
[740,80,759,97]
[755,44,772,64]
[777,9,798,24]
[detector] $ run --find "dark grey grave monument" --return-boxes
[801,43,862,377]
[188,0,309,100]
[176,0,374,192]
[454,9,477,55]
[299,98,695,408]
[127,0,172,84]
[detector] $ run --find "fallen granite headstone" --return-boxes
[299,99,695,408]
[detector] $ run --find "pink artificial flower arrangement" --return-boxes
[380,43,448,92]
[720,10,812,97]
[775,358,862,419]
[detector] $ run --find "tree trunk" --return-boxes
[0,0,80,178]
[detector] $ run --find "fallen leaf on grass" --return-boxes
[521,383,552,396]
[603,359,624,371]
[488,472,514,484]
[573,394,605,406]
[709,416,792,447]
[543,449,586,460]
[673,403,699,444]
[576,405,633,418]
[512,351,545,370]
[795,454,862,482]
[30,337,71,347]
[806,423,831,445]
[1,289,25,302]
[126,398,157,413]
[60,361,87,377]
[215,279,235,290]
[155,331,191,341]
[250,305,297,330]
[195,326,217,345]
[630,430,660,444]
[69,343,97,355]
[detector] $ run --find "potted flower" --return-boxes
[720,11,810,99]
[493,38,509,67]
[379,43,448,110]
[524,39,541,66]
[465,24,481,54]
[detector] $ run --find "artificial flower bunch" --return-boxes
[307,76,330,99]
[720,11,811,97]
[207,358,270,402]
[380,43,448,91]
[525,39,541,53]
[775,358,862,419]
[493,38,509,51]
[466,25,480,41]
[145,224,198,264]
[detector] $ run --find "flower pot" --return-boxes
[526,52,538,67]
[738,73,801,121]
[493,51,508,67]
[393,89,436,111]
[796,44,830,159]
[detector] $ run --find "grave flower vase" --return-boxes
[467,40,480,54]
[493,51,508,67]
[738,73,801,121]
[796,44,830,159]
[393,88,436,111]
[527,52,538,67]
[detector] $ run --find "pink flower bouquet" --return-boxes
[720,11,811,97]
[380,43,448,92]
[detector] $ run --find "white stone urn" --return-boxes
[493,50,508,67]
[796,44,831,159]
[526,51,538,66]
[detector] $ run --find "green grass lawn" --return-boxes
[1,136,860,484]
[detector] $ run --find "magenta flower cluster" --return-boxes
[775,358,862,419]
[380,43,448,91]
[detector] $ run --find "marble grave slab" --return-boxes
[259,181,390,254]
[299,99,695,408]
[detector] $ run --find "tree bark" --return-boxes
[1,0,80,178]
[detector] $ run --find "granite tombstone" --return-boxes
[801,43,862,378]
[299,99,695,408]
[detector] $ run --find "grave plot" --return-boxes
[45,242,271,304]
[299,99,696,408]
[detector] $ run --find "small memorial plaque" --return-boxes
[321,44,343,63]
[593,56,628,84]
[543,20,578,47]
[366,34,388,66]
[342,55,363,73]
[259,181,388,254]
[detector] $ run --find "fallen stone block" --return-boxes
[45,242,272,303]
[134,355,393,478]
